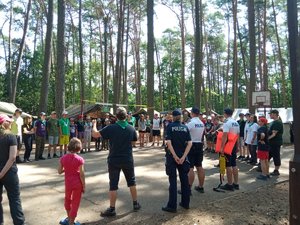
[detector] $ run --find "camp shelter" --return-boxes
[233,108,293,144]
[0,101,31,117]
[132,108,160,117]
[65,103,114,119]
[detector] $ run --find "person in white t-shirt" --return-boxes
[151,114,161,146]
[246,114,259,165]
[220,108,240,191]
[186,107,205,193]
[242,113,251,161]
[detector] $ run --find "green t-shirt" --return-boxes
[59,118,70,135]
[127,117,136,127]
[47,118,59,136]
[268,119,283,146]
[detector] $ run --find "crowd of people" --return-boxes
[0,106,284,224]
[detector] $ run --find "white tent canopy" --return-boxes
[0,101,31,118]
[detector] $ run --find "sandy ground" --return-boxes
[1,144,292,225]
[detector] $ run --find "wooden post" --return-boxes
[287,1,300,224]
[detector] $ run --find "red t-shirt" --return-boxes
[60,153,84,189]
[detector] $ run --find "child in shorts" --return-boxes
[58,138,85,225]
[256,118,269,180]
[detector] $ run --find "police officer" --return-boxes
[186,107,205,193]
[162,109,192,213]
[220,108,240,191]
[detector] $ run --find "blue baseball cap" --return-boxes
[172,109,182,116]
[191,107,200,115]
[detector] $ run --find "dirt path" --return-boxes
[2,145,292,225]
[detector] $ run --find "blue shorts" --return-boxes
[48,136,59,145]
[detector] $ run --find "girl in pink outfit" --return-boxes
[58,138,85,225]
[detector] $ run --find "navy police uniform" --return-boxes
[165,120,191,210]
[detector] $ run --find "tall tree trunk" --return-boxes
[7,0,13,101]
[194,0,202,108]
[237,18,249,106]
[248,0,256,113]
[78,0,85,113]
[39,0,53,113]
[180,0,186,109]
[147,0,154,118]
[232,0,238,109]
[155,39,163,111]
[56,0,66,116]
[11,0,32,103]
[123,5,130,105]
[103,17,108,103]
[272,0,287,107]
[113,0,125,112]
[262,0,268,90]
[257,7,263,89]
[224,17,230,108]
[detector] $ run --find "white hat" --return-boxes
[62,111,68,115]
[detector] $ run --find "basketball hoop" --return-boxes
[252,91,271,108]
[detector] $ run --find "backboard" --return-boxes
[252,91,271,107]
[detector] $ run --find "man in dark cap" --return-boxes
[92,107,141,217]
[220,108,240,191]
[268,109,283,176]
[162,109,192,212]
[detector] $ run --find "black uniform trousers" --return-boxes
[165,154,190,209]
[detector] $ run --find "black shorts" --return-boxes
[225,146,237,167]
[152,130,161,137]
[188,143,204,168]
[108,162,136,191]
[206,133,213,142]
[146,127,151,133]
[269,144,281,167]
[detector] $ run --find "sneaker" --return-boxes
[38,157,46,160]
[233,183,239,190]
[162,206,177,213]
[47,155,51,159]
[220,183,234,191]
[194,186,204,193]
[100,208,116,217]
[256,174,267,180]
[53,154,59,158]
[179,202,189,209]
[74,222,81,225]
[266,174,271,178]
[237,156,243,160]
[133,202,141,211]
[59,218,69,225]
[270,170,280,176]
